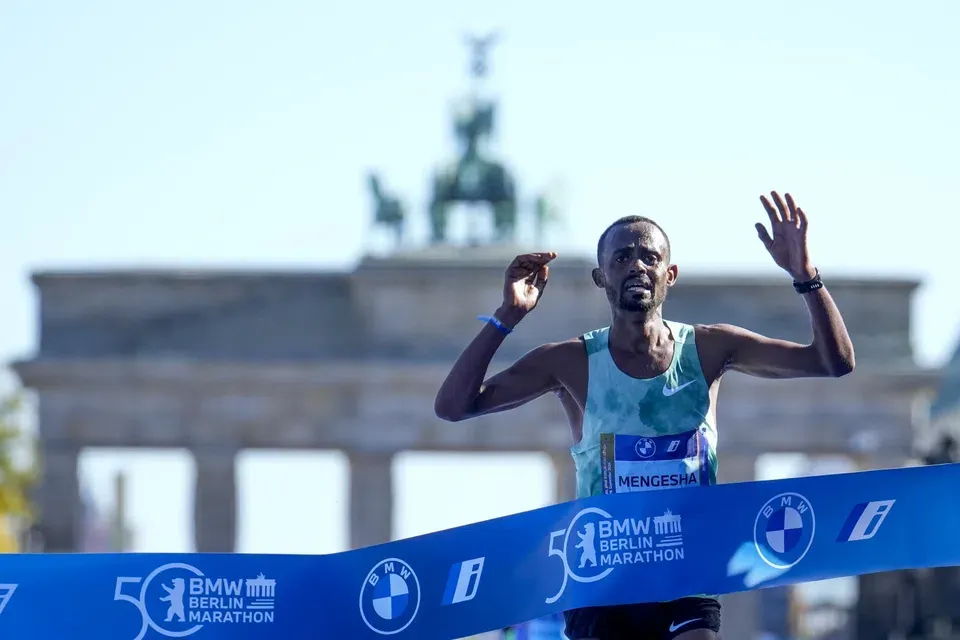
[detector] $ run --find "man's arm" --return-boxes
[705,190,856,379]
[433,327,567,422]
[434,251,560,422]
[703,283,855,379]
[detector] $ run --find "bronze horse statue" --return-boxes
[367,172,405,248]
[427,100,517,244]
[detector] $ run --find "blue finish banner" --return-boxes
[1,463,958,640]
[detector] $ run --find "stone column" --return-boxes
[34,445,81,552]
[550,451,577,504]
[718,454,761,640]
[192,448,238,552]
[348,450,394,550]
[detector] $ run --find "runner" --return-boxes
[434,191,855,640]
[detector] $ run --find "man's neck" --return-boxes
[608,308,670,354]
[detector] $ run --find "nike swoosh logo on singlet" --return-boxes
[669,618,702,632]
[662,380,695,397]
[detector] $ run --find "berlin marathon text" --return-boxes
[599,537,684,565]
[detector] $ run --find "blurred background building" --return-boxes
[2,4,960,639]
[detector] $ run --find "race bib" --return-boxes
[600,430,709,494]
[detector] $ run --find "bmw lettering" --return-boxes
[546,506,686,604]
[114,563,276,639]
[754,493,816,570]
[359,558,421,635]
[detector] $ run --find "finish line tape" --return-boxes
[1,463,958,639]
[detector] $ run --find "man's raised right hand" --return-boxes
[499,252,557,324]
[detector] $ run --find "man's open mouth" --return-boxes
[623,278,651,293]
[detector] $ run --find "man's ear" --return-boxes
[666,264,679,287]
[591,267,604,289]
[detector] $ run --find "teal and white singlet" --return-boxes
[572,320,718,500]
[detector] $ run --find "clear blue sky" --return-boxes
[2,0,959,566]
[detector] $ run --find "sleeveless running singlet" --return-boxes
[572,320,718,500]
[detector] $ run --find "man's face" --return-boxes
[594,222,677,313]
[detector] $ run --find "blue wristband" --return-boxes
[478,315,512,335]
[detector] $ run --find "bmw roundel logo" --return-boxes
[359,558,421,635]
[753,492,816,570]
[635,437,657,459]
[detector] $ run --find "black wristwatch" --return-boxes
[793,270,823,294]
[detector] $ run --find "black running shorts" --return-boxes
[562,597,721,639]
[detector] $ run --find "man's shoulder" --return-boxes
[515,338,587,384]
[690,322,758,354]
[523,337,587,368]
[537,336,588,356]
[691,323,747,341]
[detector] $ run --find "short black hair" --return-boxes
[596,215,671,264]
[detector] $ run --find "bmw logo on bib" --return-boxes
[753,493,816,570]
[634,437,657,459]
[359,558,421,635]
